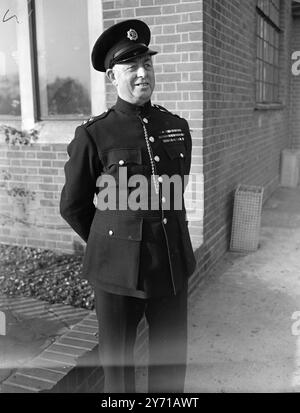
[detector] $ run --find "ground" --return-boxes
[185,186,300,392]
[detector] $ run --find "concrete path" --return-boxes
[186,186,300,392]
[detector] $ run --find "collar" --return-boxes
[114,96,152,116]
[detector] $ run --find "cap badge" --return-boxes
[127,28,138,41]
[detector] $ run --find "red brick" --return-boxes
[103,10,121,19]
[39,351,77,365]
[18,368,65,383]
[66,330,98,343]
[136,6,161,16]
[58,337,97,350]
[47,343,86,357]
[6,373,54,391]
[37,152,56,159]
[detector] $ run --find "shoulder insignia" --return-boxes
[153,104,181,118]
[81,108,112,126]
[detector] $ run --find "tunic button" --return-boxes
[143,118,148,124]
[158,176,163,183]
[108,230,114,236]
[180,152,184,158]
[163,218,168,225]
[149,136,155,143]
[119,160,125,165]
[154,155,160,162]
[162,196,166,203]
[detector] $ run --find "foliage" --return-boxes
[0,124,39,145]
[7,186,36,200]
[0,244,95,310]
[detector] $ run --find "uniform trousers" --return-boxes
[94,280,188,393]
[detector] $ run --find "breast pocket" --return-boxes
[162,142,187,177]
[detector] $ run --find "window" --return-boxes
[256,0,281,104]
[35,0,91,118]
[0,0,104,128]
[0,0,21,117]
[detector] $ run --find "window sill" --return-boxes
[254,103,285,111]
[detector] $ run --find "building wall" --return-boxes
[291,16,300,149]
[0,0,294,292]
[195,0,293,278]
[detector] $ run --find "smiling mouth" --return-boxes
[135,82,149,87]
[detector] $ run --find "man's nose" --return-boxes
[136,66,147,77]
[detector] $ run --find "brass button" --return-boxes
[163,218,168,224]
[119,160,125,166]
[154,155,160,162]
[158,176,163,183]
[149,136,155,143]
[180,152,184,158]
[143,117,148,123]
[108,230,114,236]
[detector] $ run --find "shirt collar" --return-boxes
[114,96,152,116]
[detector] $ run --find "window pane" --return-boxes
[35,0,91,117]
[0,0,20,116]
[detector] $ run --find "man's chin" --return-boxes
[134,92,152,105]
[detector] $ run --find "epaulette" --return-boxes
[81,108,112,126]
[152,104,181,118]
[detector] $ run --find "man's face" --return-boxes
[106,55,155,106]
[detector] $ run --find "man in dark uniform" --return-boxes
[60,19,196,393]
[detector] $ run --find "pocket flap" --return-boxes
[163,143,186,160]
[91,212,143,241]
[102,148,142,168]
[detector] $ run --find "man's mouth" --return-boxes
[135,82,149,87]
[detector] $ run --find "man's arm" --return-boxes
[60,125,102,242]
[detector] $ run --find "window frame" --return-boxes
[255,0,282,107]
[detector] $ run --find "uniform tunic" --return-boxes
[60,97,196,298]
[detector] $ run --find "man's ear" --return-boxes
[106,68,117,86]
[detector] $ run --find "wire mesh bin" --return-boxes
[230,184,264,253]
[280,149,299,188]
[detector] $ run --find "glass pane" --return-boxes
[269,26,274,46]
[274,85,279,101]
[0,0,20,116]
[269,46,274,65]
[256,59,260,80]
[35,0,91,117]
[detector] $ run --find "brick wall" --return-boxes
[291,16,300,149]
[194,0,293,278]
[0,142,77,254]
